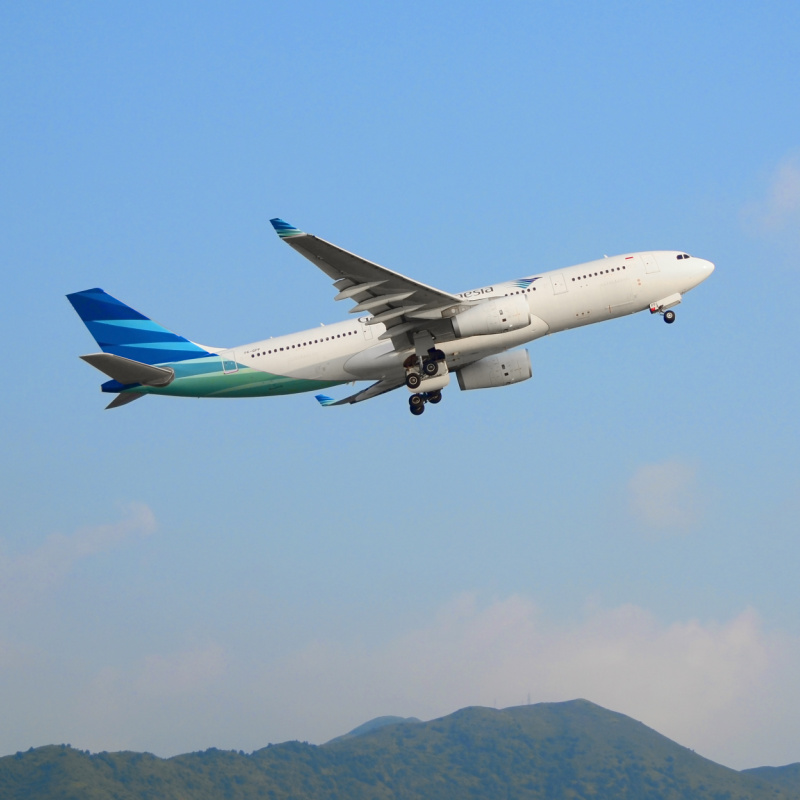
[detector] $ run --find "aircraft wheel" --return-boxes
[664,310,676,324]
[423,359,438,376]
[406,372,422,389]
[409,393,425,409]
[410,403,425,416]
[427,391,442,404]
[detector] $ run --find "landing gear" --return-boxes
[650,294,682,323]
[408,390,444,415]
[405,371,422,389]
[405,344,449,416]
[409,393,425,415]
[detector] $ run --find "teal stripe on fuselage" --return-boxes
[124,358,344,398]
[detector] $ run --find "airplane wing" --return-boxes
[270,219,463,348]
[315,376,405,406]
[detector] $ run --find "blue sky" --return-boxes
[1,0,799,770]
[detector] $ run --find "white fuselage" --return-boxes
[228,250,714,385]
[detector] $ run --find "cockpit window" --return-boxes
[676,253,691,259]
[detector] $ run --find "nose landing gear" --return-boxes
[650,293,682,324]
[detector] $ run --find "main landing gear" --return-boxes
[404,348,448,416]
[408,390,442,416]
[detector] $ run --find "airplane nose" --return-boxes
[693,258,715,286]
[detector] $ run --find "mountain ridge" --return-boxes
[2,699,797,799]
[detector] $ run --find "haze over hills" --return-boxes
[2,700,798,800]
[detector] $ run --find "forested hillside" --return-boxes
[2,700,797,800]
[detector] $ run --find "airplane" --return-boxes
[68,218,715,415]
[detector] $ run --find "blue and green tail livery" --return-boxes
[66,288,211,365]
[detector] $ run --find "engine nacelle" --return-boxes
[456,349,532,391]
[451,295,531,338]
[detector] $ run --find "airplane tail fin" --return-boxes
[66,288,211,366]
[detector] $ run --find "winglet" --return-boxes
[270,218,305,239]
[315,394,336,407]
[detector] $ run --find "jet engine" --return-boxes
[451,295,531,338]
[456,349,532,390]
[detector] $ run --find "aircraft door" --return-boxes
[643,253,660,274]
[221,350,239,374]
[550,273,568,295]
[359,316,373,340]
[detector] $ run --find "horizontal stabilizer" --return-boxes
[80,353,175,387]
[105,392,145,410]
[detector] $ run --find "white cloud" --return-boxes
[3,589,799,770]
[742,152,800,239]
[626,460,702,532]
[0,503,156,606]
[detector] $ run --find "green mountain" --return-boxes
[326,715,422,744]
[743,763,800,793]
[1,700,797,799]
